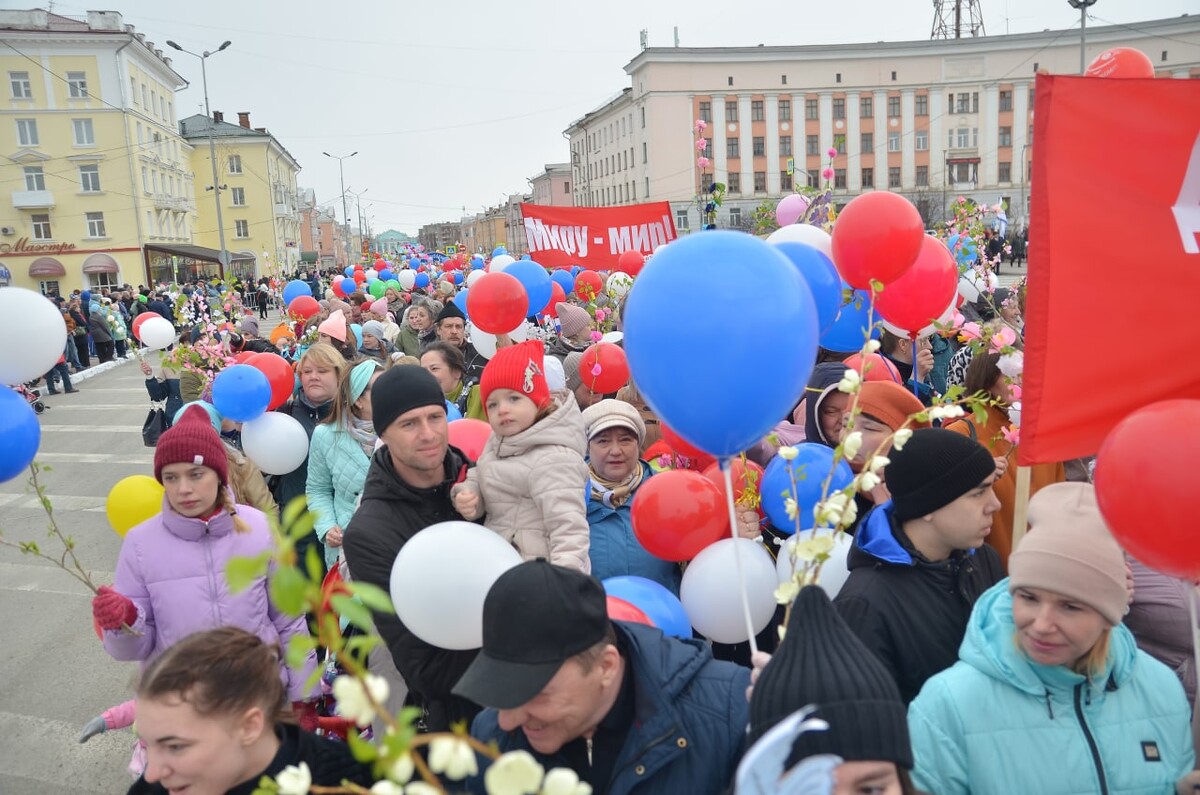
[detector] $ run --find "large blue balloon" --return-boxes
[775,242,841,333]
[550,269,575,295]
[820,286,880,353]
[211,365,271,423]
[453,289,470,318]
[601,576,691,638]
[760,444,855,533]
[445,400,463,421]
[414,272,430,289]
[505,259,553,315]
[0,386,40,483]
[491,246,508,257]
[378,268,394,281]
[624,232,819,457]
[282,280,312,306]
[344,266,356,279]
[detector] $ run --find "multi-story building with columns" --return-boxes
[566,16,1200,232]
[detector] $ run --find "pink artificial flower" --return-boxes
[989,326,1018,352]
[957,196,967,204]
[1009,384,1023,401]
[591,363,603,377]
[1001,424,1020,445]
[822,168,834,180]
[697,156,711,169]
[695,138,708,152]
[595,309,606,322]
[827,147,838,159]
[590,330,603,343]
[959,322,983,342]
[695,119,708,132]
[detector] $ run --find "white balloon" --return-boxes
[767,224,833,258]
[397,270,417,290]
[489,254,516,273]
[600,331,624,345]
[680,538,778,644]
[0,288,68,384]
[881,293,958,340]
[606,272,634,297]
[138,316,177,351]
[365,268,378,280]
[389,521,523,649]
[241,412,310,475]
[957,273,982,302]
[775,530,853,600]
[469,320,529,360]
[465,270,486,288]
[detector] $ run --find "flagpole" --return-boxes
[1011,465,1032,549]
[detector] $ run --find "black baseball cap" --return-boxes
[453,561,610,710]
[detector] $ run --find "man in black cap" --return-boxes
[342,365,479,732]
[435,302,485,380]
[834,427,1004,703]
[455,560,750,794]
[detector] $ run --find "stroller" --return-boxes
[14,382,47,414]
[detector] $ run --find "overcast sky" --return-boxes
[53,0,1198,234]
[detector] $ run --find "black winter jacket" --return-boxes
[833,501,1003,704]
[342,444,481,732]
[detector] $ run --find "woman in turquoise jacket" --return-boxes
[305,359,382,568]
[908,483,1197,795]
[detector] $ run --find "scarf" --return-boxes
[588,463,645,509]
[348,416,377,459]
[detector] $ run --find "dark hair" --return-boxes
[880,330,904,356]
[422,341,466,380]
[138,627,289,721]
[573,621,619,674]
[964,351,1002,397]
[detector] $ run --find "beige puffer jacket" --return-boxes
[454,390,590,572]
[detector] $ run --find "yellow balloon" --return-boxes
[106,475,164,538]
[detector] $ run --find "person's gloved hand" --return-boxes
[92,586,137,631]
[292,700,319,733]
[78,715,107,744]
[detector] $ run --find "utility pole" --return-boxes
[1068,0,1099,74]
[323,151,357,267]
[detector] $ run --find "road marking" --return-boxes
[0,560,112,596]
[0,494,106,511]
[35,452,154,465]
[39,425,144,433]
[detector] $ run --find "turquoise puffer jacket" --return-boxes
[587,462,682,595]
[908,580,1193,795]
[306,422,372,567]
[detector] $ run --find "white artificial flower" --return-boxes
[774,579,801,605]
[866,455,890,475]
[814,493,849,527]
[485,750,545,795]
[1008,402,1022,427]
[405,784,442,795]
[276,763,312,795]
[997,351,1024,378]
[332,674,390,727]
[927,405,965,421]
[892,428,913,450]
[371,782,406,795]
[837,368,861,394]
[778,445,799,461]
[428,736,478,781]
[388,753,415,785]
[863,339,882,354]
[858,471,882,493]
[841,432,863,461]
[784,497,798,523]
[541,767,593,795]
[840,497,858,527]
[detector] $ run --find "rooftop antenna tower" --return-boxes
[931,0,986,39]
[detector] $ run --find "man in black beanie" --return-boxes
[834,428,1004,703]
[435,301,486,380]
[342,365,481,732]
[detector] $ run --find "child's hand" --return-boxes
[139,361,152,377]
[453,490,482,520]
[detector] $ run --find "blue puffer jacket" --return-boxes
[306,422,371,567]
[587,462,682,595]
[909,581,1193,795]
[470,621,750,795]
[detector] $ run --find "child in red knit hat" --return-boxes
[452,340,591,572]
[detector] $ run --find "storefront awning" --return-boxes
[300,250,319,263]
[82,253,119,274]
[29,257,65,277]
[144,244,256,265]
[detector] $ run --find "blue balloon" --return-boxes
[445,401,463,422]
[601,576,691,638]
[282,279,312,306]
[471,255,484,267]
[492,246,508,257]
[820,286,880,353]
[521,253,531,260]
[505,259,553,315]
[624,232,818,457]
[774,242,842,333]
[453,289,470,318]
[551,269,575,294]
[760,444,855,533]
[571,266,583,277]
[0,386,40,483]
[344,266,356,279]
[414,272,430,289]
[452,271,463,285]
[211,365,271,423]
[378,268,394,281]
[175,401,221,434]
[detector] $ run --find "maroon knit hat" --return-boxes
[480,340,551,416]
[153,405,229,486]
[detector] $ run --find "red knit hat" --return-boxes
[153,404,229,486]
[480,340,550,415]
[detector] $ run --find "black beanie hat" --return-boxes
[748,586,912,769]
[437,301,466,324]
[885,427,996,522]
[371,365,447,436]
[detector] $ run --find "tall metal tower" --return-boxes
[932,0,986,39]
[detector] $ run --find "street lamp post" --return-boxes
[166,39,231,274]
[323,151,357,267]
[1067,0,1099,74]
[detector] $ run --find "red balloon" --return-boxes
[233,351,256,364]
[615,250,646,277]
[702,458,766,514]
[606,596,654,627]
[542,282,567,316]
[662,423,707,460]
[374,258,387,269]
[288,295,320,321]
[831,192,924,289]
[447,418,493,462]
[631,470,729,561]
[352,271,367,284]
[1095,400,1200,578]
[874,236,957,334]
[1085,47,1155,79]
[842,353,902,383]
[131,311,161,342]
[465,273,529,333]
[579,343,630,394]
[247,352,296,411]
[575,271,604,301]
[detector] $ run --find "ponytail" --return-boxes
[222,489,251,534]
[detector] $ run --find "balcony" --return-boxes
[12,189,55,209]
[274,203,296,218]
[152,194,193,212]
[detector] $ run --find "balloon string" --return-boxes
[909,331,921,399]
[1190,585,1200,708]
[722,459,758,657]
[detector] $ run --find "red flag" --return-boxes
[520,202,677,269]
[1019,75,1200,465]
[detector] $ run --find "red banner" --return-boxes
[1018,75,1200,465]
[520,202,677,269]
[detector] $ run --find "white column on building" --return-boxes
[929,91,946,192]
[874,90,888,183]
[818,92,834,164]
[900,89,916,190]
[713,96,728,187]
[1012,83,1031,223]
[980,84,999,188]
[847,92,862,193]
[739,94,754,198]
[765,94,781,195]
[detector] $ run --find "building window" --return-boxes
[630,181,635,200]
[888,167,901,188]
[999,162,1012,183]
[16,118,38,146]
[142,166,149,193]
[999,90,1013,112]
[916,165,929,187]
[835,73,842,83]
[781,172,793,191]
[806,135,819,156]
[141,83,149,108]
[780,135,792,156]
[231,187,246,206]
[887,131,901,152]
[956,128,971,148]
[701,173,713,191]
[729,207,742,227]
[676,209,690,230]
[832,98,845,119]
[782,74,788,85]
[753,136,765,157]
[807,169,820,188]
[563,181,571,194]
[727,138,740,159]
[86,211,106,238]
[861,132,874,152]
[887,96,901,117]
[23,166,45,191]
[861,167,874,188]
[973,127,979,147]
[79,164,101,192]
[9,71,32,99]
[699,101,712,122]
[915,94,928,116]
[751,100,764,121]
[640,106,645,128]
[956,93,970,113]
[861,96,873,118]
[67,71,88,98]
[31,213,51,240]
[805,99,818,120]
[754,171,767,192]
[779,99,791,121]
[72,118,95,146]
[228,155,242,174]
[725,100,738,122]
[835,136,846,155]
[727,76,734,87]
[235,219,249,238]
[891,70,898,81]
[915,130,928,151]
[972,92,979,113]
[727,173,741,193]
[999,126,1012,147]
[834,169,847,189]
[130,76,137,104]
[704,138,712,157]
